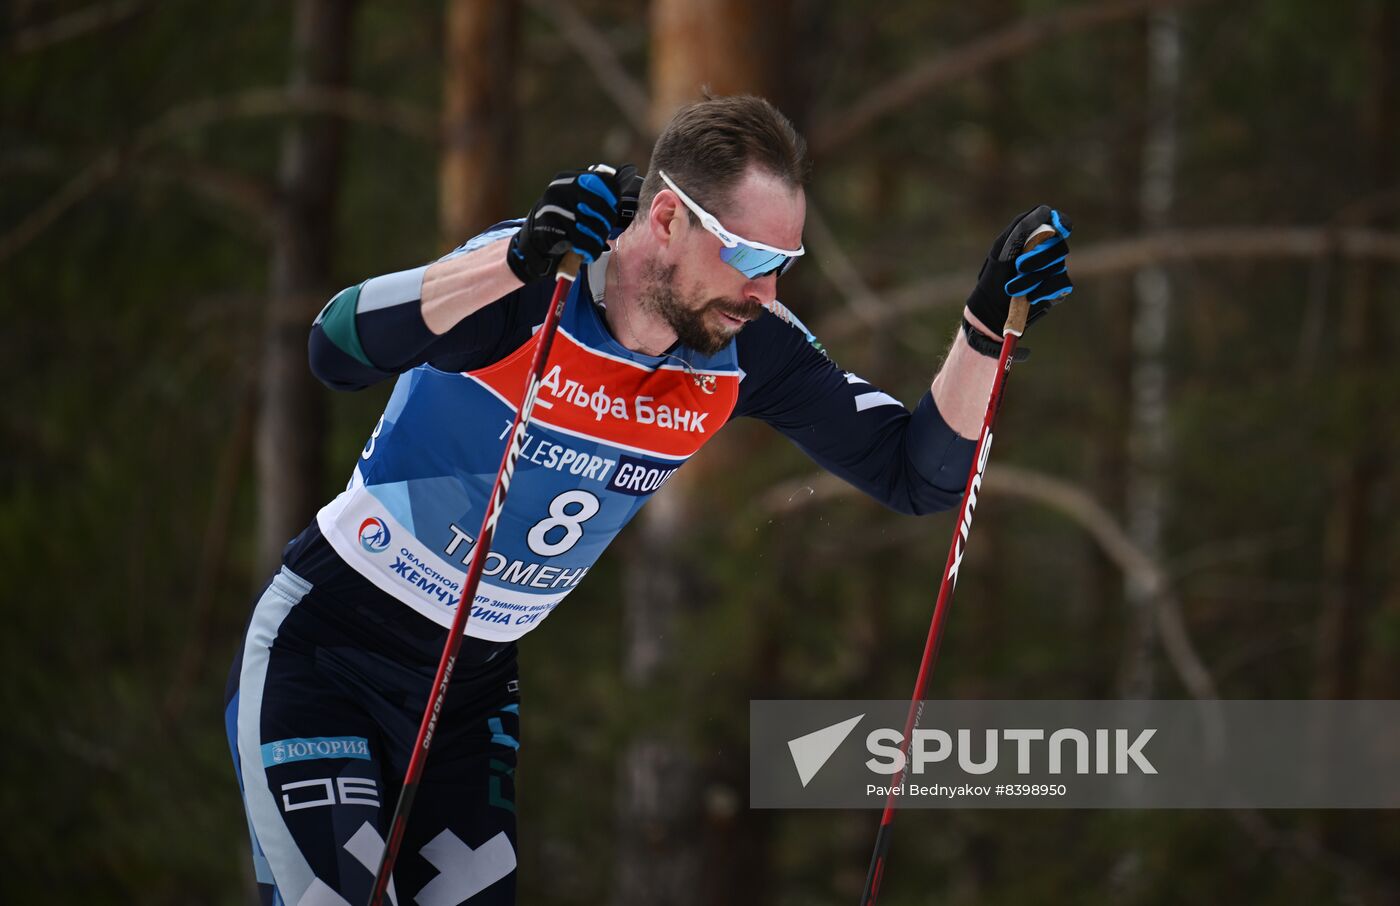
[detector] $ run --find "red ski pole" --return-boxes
[365,252,582,906]
[859,226,1055,906]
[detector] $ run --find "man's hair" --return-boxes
[639,93,808,221]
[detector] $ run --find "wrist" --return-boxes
[958,315,1029,363]
[960,317,1002,359]
[962,306,1000,340]
[505,232,541,284]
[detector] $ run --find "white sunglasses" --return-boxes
[658,170,805,279]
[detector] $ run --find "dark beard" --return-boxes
[640,261,764,356]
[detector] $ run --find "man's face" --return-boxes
[645,166,805,356]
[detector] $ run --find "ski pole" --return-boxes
[365,252,583,906]
[858,225,1056,906]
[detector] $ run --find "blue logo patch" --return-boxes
[606,454,680,497]
[262,736,372,767]
[358,516,391,553]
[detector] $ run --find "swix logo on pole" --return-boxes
[945,426,994,589]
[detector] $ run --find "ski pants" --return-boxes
[225,524,520,905]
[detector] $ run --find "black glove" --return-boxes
[507,163,641,283]
[966,205,1074,334]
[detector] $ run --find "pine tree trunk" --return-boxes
[1121,8,1179,700]
[614,4,787,903]
[648,0,771,129]
[1084,19,1146,699]
[1313,0,1394,700]
[255,0,356,576]
[440,0,517,250]
[615,480,703,906]
[1114,10,1179,897]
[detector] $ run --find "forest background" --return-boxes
[3,0,1397,903]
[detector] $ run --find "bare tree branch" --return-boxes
[527,0,651,137]
[11,0,146,54]
[0,149,123,265]
[1070,226,1400,271]
[985,464,1219,703]
[163,383,256,721]
[760,464,1221,703]
[0,147,66,176]
[810,0,1215,155]
[802,202,889,328]
[127,157,280,230]
[0,87,436,265]
[817,227,1400,342]
[135,85,438,146]
[796,203,949,359]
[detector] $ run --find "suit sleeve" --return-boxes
[733,306,975,515]
[307,222,530,391]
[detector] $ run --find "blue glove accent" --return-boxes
[576,202,608,239]
[1005,254,1067,297]
[1004,274,1043,299]
[577,173,618,210]
[967,205,1075,333]
[1013,236,1067,273]
[506,163,640,283]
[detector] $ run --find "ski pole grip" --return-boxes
[556,251,584,283]
[1004,224,1059,337]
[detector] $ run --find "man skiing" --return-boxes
[226,94,1073,905]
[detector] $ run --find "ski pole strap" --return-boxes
[962,317,1029,362]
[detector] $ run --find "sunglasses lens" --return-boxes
[720,244,793,279]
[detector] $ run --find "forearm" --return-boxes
[310,231,522,390]
[930,307,1001,439]
[421,237,524,334]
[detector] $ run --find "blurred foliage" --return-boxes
[2,0,1397,904]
